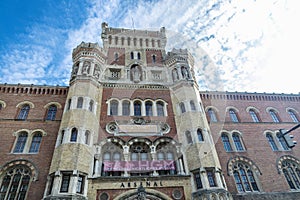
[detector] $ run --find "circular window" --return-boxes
[99,192,109,200]
[172,189,183,199]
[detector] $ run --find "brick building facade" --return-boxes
[0,23,299,200]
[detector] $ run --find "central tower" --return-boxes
[43,23,231,200]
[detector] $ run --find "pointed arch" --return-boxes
[0,159,39,181]
[227,156,261,176]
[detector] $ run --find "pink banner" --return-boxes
[103,160,175,172]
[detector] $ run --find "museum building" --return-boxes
[0,23,300,200]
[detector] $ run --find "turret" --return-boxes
[43,42,104,200]
[168,48,231,199]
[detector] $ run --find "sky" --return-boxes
[0,0,299,94]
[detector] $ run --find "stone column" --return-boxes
[51,171,61,196]
[177,66,183,80]
[130,101,134,116]
[179,158,185,175]
[141,101,146,116]
[150,145,159,176]
[153,102,157,116]
[90,62,95,77]
[78,61,84,75]
[123,145,129,177]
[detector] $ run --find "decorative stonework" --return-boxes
[106,119,170,136]
[227,156,261,176]
[277,155,300,174]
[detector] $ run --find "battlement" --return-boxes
[101,22,167,50]
[72,42,106,64]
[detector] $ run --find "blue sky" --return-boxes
[0,0,299,94]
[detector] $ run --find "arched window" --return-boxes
[281,160,300,189]
[156,142,177,175]
[194,172,203,189]
[179,102,186,113]
[89,100,94,112]
[127,37,131,46]
[17,104,30,120]
[166,152,174,160]
[207,170,217,187]
[233,163,259,192]
[84,130,90,145]
[67,99,72,110]
[277,132,289,150]
[134,101,141,116]
[266,133,278,151]
[102,144,122,177]
[77,97,83,109]
[46,105,57,120]
[14,132,28,153]
[145,39,149,47]
[197,129,204,142]
[130,52,134,59]
[232,133,244,151]
[108,35,112,44]
[70,128,78,142]
[129,143,150,176]
[103,152,111,161]
[0,165,32,199]
[185,131,193,144]
[113,152,121,161]
[221,133,232,152]
[190,100,196,111]
[152,55,156,63]
[29,132,42,153]
[122,101,130,116]
[269,110,280,122]
[137,52,141,60]
[208,108,217,122]
[156,101,164,116]
[110,100,118,115]
[249,109,260,122]
[145,101,153,116]
[114,52,119,61]
[288,110,299,123]
[157,152,164,160]
[181,66,189,79]
[229,109,239,122]
[60,130,65,145]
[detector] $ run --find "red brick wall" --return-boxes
[145,49,163,67]
[0,86,67,199]
[98,87,178,143]
[201,92,300,194]
[107,47,125,65]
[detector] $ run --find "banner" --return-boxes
[103,160,175,172]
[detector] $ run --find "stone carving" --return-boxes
[82,62,90,75]
[93,64,101,79]
[181,67,190,79]
[172,69,179,81]
[71,64,79,80]
[131,65,141,82]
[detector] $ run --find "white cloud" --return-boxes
[1,0,299,94]
[0,45,52,84]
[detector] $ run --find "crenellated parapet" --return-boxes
[101,22,167,50]
[70,42,107,83]
[0,83,68,96]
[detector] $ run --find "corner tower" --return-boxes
[167,49,232,199]
[43,43,105,199]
